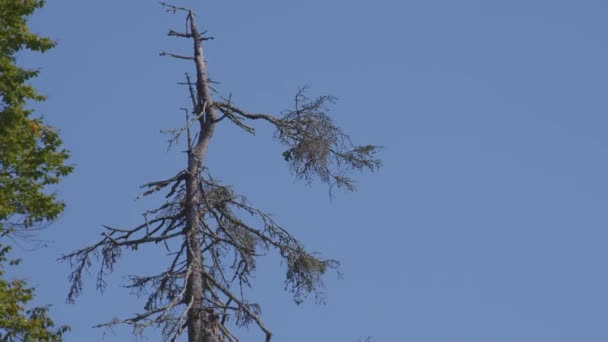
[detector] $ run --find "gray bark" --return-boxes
[185,13,218,342]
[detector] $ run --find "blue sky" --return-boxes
[9,0,608,341]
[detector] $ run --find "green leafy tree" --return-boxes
[0,245,69,341]
[0,0,72,339]
[0,0,72,236]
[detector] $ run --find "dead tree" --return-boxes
[61,4,381,342]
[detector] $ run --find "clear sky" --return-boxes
[9,0,608,341]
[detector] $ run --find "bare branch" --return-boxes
[205,274,272,342]
[160,51,195,60]
[159,2,191,14]
[168,30,192,38]
[214,102,281,125]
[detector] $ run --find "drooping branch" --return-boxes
[205,273,272,342]
[214,87,382,191]
[198,172,340,302]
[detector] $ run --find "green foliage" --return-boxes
[0,0,73,235]
[0,245,69,341]
[0,1,72,339]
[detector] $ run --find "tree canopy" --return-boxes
[0,0,72,339]
[0,0,72,237]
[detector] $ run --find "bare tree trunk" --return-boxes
[185,12,218,342]
[185,154,204,342]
